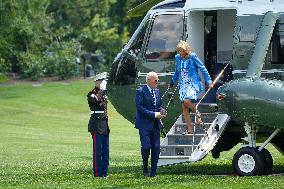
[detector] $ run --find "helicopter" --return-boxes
[108,0,284,176]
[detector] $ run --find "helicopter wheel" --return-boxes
[259,148,273,175]
[233,147,264,176]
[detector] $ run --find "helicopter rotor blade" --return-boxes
[128,0,163,17]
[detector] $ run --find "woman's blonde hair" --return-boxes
[176,40,191,56]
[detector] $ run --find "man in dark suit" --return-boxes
[135,71,166,177]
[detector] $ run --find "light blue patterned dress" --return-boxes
[179,59,199,102]
[172,53,212,103]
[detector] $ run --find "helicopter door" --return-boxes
[142,12,185,71]
[204,10,234,83]
[187,9,236,102]
[204,11,217,79]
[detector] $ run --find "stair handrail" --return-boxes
[165,83,179,111]
[161,85,170,99]
[160,84,179,137]
[196,63,229,110]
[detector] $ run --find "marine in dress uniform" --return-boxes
[87,72,110,177]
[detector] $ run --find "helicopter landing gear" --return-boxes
[233,147,264,176]
[259,148,273,175]
[232,123,280,176]
[233,147,273,176]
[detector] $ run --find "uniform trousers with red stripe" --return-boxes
[92,133,109,177]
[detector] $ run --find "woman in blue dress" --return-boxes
[170,40,212,134]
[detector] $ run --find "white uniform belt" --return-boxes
[91,111,104,114]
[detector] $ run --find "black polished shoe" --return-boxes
[143,172,149,177]
[143,167,149,176]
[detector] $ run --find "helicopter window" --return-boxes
[271,23,284,65]
[128,20,149,58]
[113,58,136,85]
[153,0,186,9]
[145,14,183,60]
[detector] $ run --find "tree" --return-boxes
[0,0,51,76]
[47,0,128,72]
[0,0,143,79]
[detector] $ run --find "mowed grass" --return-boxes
[0,80,284,189]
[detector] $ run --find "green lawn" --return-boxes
[0,80,284,189]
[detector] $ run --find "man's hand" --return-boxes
[155,112,166,119]
[100,80,107,90]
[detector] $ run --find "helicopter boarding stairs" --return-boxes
[158,106,230,166]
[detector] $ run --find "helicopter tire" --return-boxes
[233,147,265,176]
[259,148,273,175]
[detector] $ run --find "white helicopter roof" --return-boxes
[130,0,284,17]
[152,0,237,11]
[231,0,284,16]
[184,0,236,11]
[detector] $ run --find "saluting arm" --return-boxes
[87,90,103,105]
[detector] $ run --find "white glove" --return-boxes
[100,80,107,90]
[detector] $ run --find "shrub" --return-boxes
[42,40,80,80]
[0,73,8,83]
[17,52,44,80]
[0,58,10,73]
[55,53,79,80]
[42,52,57,77]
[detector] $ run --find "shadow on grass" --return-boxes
[2,163,283,181]
[108,163,234,176]
[109,163,284,177]
[272,165,284,174]
[158,163,234,176]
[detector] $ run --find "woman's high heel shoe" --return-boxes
[195,112,203,126]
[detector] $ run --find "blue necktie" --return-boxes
[151,89,156,107]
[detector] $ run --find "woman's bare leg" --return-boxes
[187,100,203,125]
[182,100,193,133]
[185,99,203,126]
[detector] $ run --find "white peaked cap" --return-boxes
[94,72,108,81]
